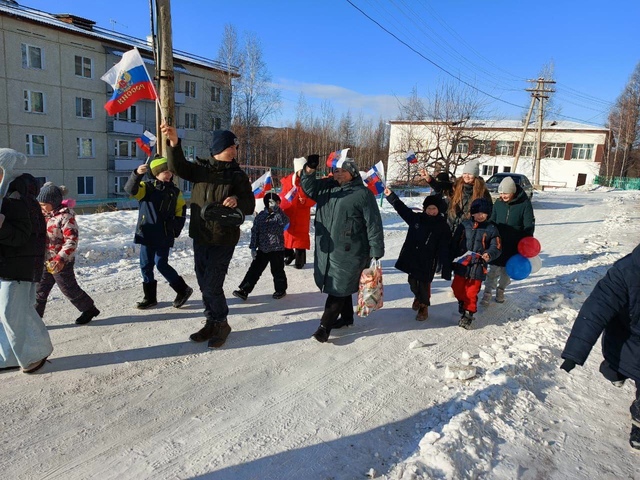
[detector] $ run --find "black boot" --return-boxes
[170,277,193,308]
[137,281,158,309]
[284,248,295,266]
[208,320,232,348]
[312,325,330,343]
[190,320,219,343]
[294,249,306,269]
[76,305,100,325]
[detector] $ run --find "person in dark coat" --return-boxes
[447,160,492,233]
[124,155,192,310]
[481,176,535,305]
[301,155,384,343]
[0,148,52,374]
[233,192,289,301]
[418,168,454,215]
[450,198,501,329]
[384,187,451,321]
[162,124,255,349]
[561,243,640,449]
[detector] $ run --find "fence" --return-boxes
[594,176,640,190]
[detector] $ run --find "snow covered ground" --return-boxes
[2,188,640,480]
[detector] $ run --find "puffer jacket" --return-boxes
[167,141,254,246]
[489,185,535,266]
[124,171,187,248]
[43,205,79,265]
[250,205,289,253]
[451,218,501,281]
[562,244,640,382]
[0,193,38,281]
[280,172,315,250]
[301,170,384,296]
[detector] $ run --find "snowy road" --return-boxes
[1,190,640,479]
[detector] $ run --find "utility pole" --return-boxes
[155,0,175,156]
[513,78,555,188]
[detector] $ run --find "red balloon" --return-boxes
[518,236,541,258]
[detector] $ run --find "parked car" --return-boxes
[485,173,534,200]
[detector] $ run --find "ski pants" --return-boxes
[239,250,287,294]
[35,260,95,318]
[451,274,482,313]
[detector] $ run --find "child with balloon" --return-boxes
[480,176,535,305]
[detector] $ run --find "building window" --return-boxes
[26,134,46,156]
[571,143,594,160]
[116,106,137,122]
[545,142,566,159]
[75,97,93,118]
[455,141,468,154]
[77,176,94,195]
[23,90,44,113]
[472,140,491,155]
[521,142,536,157]
[77,138,94,158]
[503,166,512,173]
[74,55,92,78]
[115,140,137,158]
[114,176,129,194]
[495,141,515,156]
[482,165,497,176]
[182,179,192,192]
[21,43,43,69]
[185,80,197,98]
[183,145,196,162]
[185,113,197,129]
[211,117,221,130]
[211,86,221,102]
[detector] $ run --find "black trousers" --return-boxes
[320,294,354,330]
[240,250,287,293]
[285,248,306,269]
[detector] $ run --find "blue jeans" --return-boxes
[0,281,53,368]
[140,244,180,284]
[194,242,235,323]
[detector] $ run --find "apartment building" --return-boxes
[387,119,610,189]
[0,1,236,202]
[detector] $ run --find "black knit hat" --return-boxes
[422,195,440,211]
[37,182,63,209]
[470,198,492,215]
[210,130,238,156]
[263,191,281,208]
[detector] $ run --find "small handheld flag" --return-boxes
[363,161,385,195]
[252,170,273,199]
[326,148,350,169]
[101,48,158,116]
[136,130,157,157]
[284,184,298,202]
[406,150,418,164]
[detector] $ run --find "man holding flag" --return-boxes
[162,124,254,349]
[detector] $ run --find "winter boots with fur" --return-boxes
[170,277,193,308]
[137,281,158,309]
[76,305,100,325]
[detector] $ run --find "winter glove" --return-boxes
[306,154,320,170]
[251,248,257,260]
[560,359,576,373]
[0,213,4,229]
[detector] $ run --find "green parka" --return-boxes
[301,170,384,296]
[489,185,535,266]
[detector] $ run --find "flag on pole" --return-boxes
[406,150,418,164]
[363,161,385,195]
[101,48,158,116]
[326,148,350,169]
[252,170,273,198]
[284,184,298,202]
[136,130,157,157]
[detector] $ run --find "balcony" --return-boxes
[110,158,142,172]
[111,120,144,135]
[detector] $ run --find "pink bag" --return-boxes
[357,259,383,317]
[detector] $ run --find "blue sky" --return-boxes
[23,0,640,127]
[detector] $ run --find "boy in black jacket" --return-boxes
[124,156,192,310]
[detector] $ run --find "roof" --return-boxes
[388,119,609,133]
[0,1,238,76]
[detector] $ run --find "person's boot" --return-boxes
[232,288,249,301]
[480,291,492,307]
[272,291,287,299]
[312,325,330,343]
[630,425,640,450]
[411,297,420,311]
[170,276,193,308]
[76,305,100,325]
[495,288,505,303]
[137,281,158,309]
[190,320,219,343]
[458,310,474,330]
[294,249,306,269]
[416,304,429,321]
[284,249,295,266]
[208,320,232,348]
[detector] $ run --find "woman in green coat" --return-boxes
[301,155,385,343]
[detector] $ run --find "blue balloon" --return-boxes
[506,254,532,280]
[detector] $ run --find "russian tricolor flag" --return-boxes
[363,161,385,195]
[284,185,298,202]
[101,48,158,116]
[136,130,157,157]
[406,150,418,164]
[252,170,273,198]
[326,148,350,169]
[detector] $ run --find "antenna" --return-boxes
[109,19,129,31]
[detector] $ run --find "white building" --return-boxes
[387,119,610,189]
[0,1,236,206]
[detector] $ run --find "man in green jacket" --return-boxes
[301,154,384,343]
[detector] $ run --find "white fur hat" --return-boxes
[293,157,306,173]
